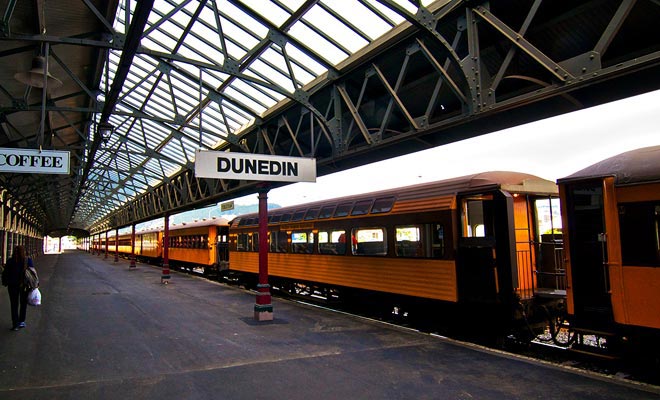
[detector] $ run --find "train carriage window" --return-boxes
[351,200,373,216]
[292,209,306,222]
[352,227,387,256]
[334,202,353,217]
[318,230,346,255]
[237,233,259,252]
[619,202,660,267]
[318,205,335,219]
[280,213,292,222]
[291,231,314,254]
[371,197,395,214]
[305,207,320,220]
[269,231,289,253]
[432,224,446,258]
[237,233,249,251]
[396,226,422,257]
[462,196,493,237]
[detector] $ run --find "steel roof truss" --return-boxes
[473,6,572,82]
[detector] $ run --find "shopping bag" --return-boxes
[28,288,41,306]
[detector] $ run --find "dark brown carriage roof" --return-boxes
[558,145,660,186]
[232,171,557,225]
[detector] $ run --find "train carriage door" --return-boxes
[457,191,516,303]
[216,225,229,267]
[564,180,613,329]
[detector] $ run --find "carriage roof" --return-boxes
[231,171,557,225]
[558,145,660,186]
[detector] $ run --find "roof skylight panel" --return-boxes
[216,102,255,129]
[142,28,180,54]
[219,19,263,56]
[258,45,310,90]
[181,126,218,149]
[177,32,227,66]
[221,1,271,38]
[139,119,175,149]
[143,157,166,178]
[247,56,296,93]
[194,111,230,138]
[196,68,230,90]
[227,79,277,111]
[224,84,270,115]
[163,79,203,117]
[386,0,420,14]
[279,44,326,80]
[160,141,188,165]
[361,0,409,25]
[180,135,202,157]
[302,5,369,54]
[190,114,228,138]
[124,141,149,163]
[322,0,397,41]
[237,0,294,27]
[169,71,208,106]
[239,67,290,102]
[287,22,349,66]
[142,99,177,123]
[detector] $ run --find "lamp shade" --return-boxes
[14,56,63,89]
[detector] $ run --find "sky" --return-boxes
[223,88,660,210]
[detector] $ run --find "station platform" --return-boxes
[1,251,658,400]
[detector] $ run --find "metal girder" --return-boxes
[92,0,660,233]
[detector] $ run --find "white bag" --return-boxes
[28,288,41,306]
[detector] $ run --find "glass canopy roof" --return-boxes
[74,0,427,226]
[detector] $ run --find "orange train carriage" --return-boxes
[100,218,230,276]
[227,171,564,336]
[558,145,660,356]
[86,155,660,357]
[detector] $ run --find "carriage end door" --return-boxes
[565,181,614,329]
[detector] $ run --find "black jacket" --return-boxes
[2,257,33,287]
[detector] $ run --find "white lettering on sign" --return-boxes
[0,148,70,174]
[195,151,316,183]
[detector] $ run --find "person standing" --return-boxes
[1,245,33,331]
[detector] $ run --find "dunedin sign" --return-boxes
[195,151,316,183]
[0,148,70,175]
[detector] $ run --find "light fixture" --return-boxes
[14,56,63,89]
[97,122,114,143]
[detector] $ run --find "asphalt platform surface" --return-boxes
[1,251,658,399]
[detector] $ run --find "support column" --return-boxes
[161,214,170,283]
[58,236,62,254]
[129,225,137,270]
[114,228,119,262]
[254,183,273,321]
[104,231,108,258]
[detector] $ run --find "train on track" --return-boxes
[90,146,660,359]
[99,218,230,276]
